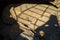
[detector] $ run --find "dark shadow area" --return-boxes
[0,19,28,40]
[0,3,28,40]
[33,15,60,40]
[0,0,58,8]
[11,0,58,8]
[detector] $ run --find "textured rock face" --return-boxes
[57,0,60,26]
[9,4,57,29]
[2,0,60,40]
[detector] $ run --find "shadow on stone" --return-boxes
[33,15,60,40]
[0,5,28,40]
